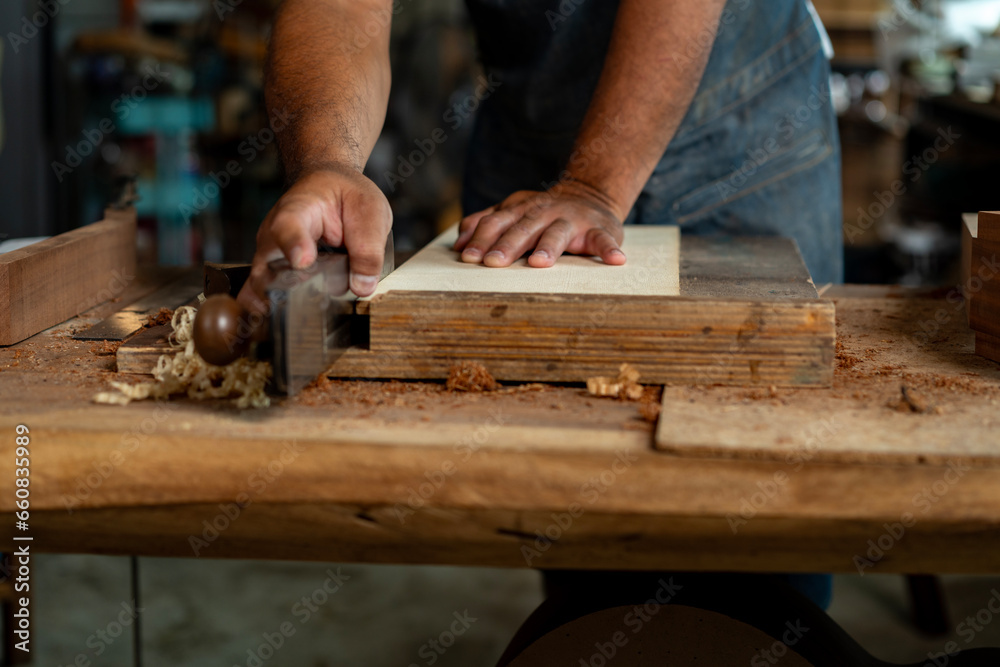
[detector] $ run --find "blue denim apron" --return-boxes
[462,0,838,609]
[462,0,844,285]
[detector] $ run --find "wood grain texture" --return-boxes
[2,288,1000,571]
[979,210,1000,243]
[656,290,1000,464]
[336,235,834,387]
[0,207,136,345]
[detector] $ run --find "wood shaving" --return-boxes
[446,361,498,392]
[145,307,174,328]
[94,306,271,408]
[587,363,645,401]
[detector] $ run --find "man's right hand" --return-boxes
[237,165,393,314]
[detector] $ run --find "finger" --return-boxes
[460,208,519,263]
[527,218,574,268]
[482,217,549,268]
[238,242,283,315]
[269,202,324,269]
[585,227,627,265]
[342,191,393,296]
[455,206,495,251]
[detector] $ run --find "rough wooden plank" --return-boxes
[4,290,1000,571]
[336,235,833,386]
[337,292,834,386]
[656,293,1000,464]
[0,208,136,345]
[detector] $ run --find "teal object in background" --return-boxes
[118,96,215,265]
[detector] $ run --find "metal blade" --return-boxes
[268,230,394,395]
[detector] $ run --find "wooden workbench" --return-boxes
[1,273,999,574]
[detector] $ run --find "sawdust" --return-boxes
[446,361,498,392]
[145,307,174,328]
[94,306,271,408]
[90,340,120,356]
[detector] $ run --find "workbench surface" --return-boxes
[1,275,999,574]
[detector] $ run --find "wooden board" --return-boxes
[969,211,1000,363]
[365,225,680,300]
[333,233,835,387]
[656,288,1000,464]
[4,288,1000,572]
[0,207,136,345]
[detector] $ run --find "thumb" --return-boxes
[342,191,393,296]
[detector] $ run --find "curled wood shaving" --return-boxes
[587,363,645,401]
[94,306,271,408]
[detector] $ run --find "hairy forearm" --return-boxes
[565,0,728,220]
[266,0,392,180]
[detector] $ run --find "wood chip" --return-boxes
[587,363,645,401]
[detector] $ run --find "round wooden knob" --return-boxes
[193,294,252,366]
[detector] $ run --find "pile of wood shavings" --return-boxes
[93,306,271,408]
[446,361,498,392]
[587,363,644,401]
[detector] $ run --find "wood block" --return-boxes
[976,330,1000,364]
[0,208,136,345]
[979,211,1000,243]
[968,236,1000,337]
[335,228,834,387]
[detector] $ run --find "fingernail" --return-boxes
[462,248,482,260]
[289,247,305,269]
[533,250,550,260]
[610,249,625,257]
[484,250,504,261]
[351,273,378,295]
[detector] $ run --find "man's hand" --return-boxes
[236,165,392,314]
[453,181,627,268]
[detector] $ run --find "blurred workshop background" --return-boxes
[4,0,1000,665]
[2,0,1000,282]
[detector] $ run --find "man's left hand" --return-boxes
[453,182,627,268]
